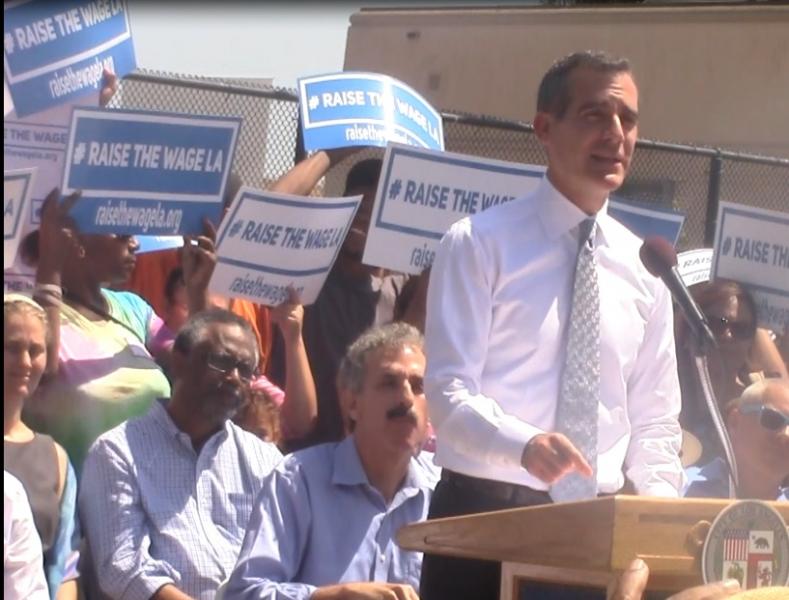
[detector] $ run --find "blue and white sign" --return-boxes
[363,144,543,275]
[677,248,713,287]
[3,0,136,117]
[4,168,36,270]
[298,72,443,152]
[712,201,789,332]
[211,188,362,306]
[3,91,95,292]
[609,196,686,246]
[62,106,241,235]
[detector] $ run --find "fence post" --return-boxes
[704,152,723,246]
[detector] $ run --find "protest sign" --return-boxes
[712,201,789,332]
[363,144,543,275]
[608,197,685,246]
[298,72,443,152]
[3,86,99,292]
[4,168,36,270]
[211,188,362,306]
[3,0,136,117]
[677,248,713,287]
[62,106,241,235]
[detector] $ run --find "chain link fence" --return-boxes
[115,69,789,252]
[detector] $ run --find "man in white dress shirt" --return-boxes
[420,51,685,600]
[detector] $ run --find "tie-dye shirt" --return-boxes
[25,290,171,473]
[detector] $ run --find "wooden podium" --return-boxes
[397,495,789,599]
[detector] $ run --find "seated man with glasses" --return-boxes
[79,309,284,600]
[683,378,789,500]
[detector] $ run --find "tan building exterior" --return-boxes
[344,4,789,158]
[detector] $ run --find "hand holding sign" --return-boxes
[99,68,118,107]
[182,218,218,313]
[270,287,305,342]
[37,187,81,278]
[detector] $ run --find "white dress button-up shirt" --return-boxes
[425,176,684,496]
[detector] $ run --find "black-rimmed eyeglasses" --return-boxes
[204,352,257,383]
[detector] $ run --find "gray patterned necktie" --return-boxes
[550,217,600,502]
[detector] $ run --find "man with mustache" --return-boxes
[79,309,283,600]
[421,51,685,600]
[224,322,439,600]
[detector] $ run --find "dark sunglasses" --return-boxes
[707,316,755,341]
[204,352,257,383]
[739,403,789,432]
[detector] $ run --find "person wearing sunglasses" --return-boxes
[78,309,284,600]
[684,378,789,500]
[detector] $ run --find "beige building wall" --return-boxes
[344,4,789,158]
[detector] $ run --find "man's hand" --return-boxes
[521,432,593,484]
[607,558,741,600]
[99,68,118,107]
[37,187,81,278]
[606,558,649,600]
[270,287,304,343]
[311,582,419,600]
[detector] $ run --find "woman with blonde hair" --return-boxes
[4,294,79,599]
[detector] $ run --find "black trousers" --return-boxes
[419,471,606,600]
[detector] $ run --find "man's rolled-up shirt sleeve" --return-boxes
[624,282,685,497]
[425,220,543,471]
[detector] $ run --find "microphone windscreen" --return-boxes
[639,236,678,278]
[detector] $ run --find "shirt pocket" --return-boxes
[225,492,255,537]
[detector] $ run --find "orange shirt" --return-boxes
[123,249,180,317]
[228,297,272,372]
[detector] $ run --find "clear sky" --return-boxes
[128,2,364,88]
[128,2,541,88]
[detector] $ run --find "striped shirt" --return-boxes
[79,399,282,600]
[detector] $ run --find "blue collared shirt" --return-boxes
[79,399,283,600]
[224,436,441,600]
[683,457,788,501]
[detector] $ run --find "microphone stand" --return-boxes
[691,341,739,499]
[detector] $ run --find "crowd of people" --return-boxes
[4,50,788,600]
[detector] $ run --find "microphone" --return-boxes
[639,237,717,353]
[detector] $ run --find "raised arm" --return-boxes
[270,289,317,440]
[34,189,81,377]
[270,147,361,197]
[182,218,226,314]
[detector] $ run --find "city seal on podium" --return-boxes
[702,500,789,589]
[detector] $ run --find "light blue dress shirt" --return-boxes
[683,457,788,501]
[224,436,441,600]
[79,399,283,600]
